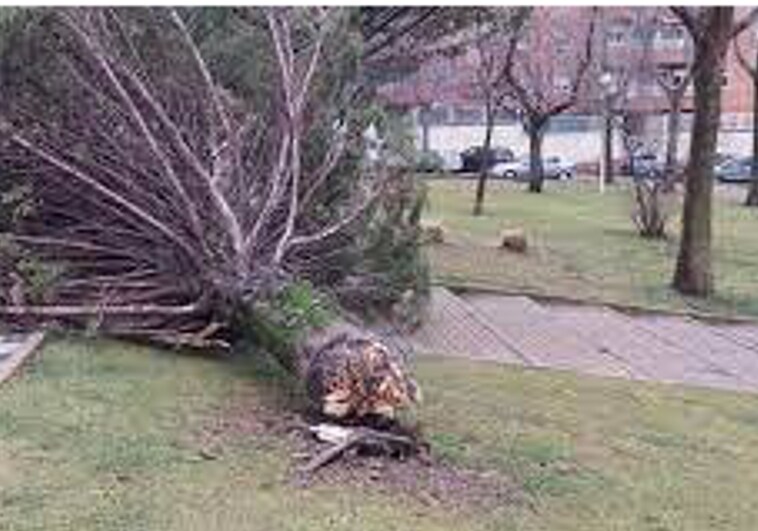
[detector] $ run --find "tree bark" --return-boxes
[527,119,546,193]
[673,8,734,297]
[746,51,758,206]
[604,110,614,184]
[473,100,495,215]
[664,100,682,191]
[419,103,431,153]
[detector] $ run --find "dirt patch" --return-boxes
[190,387,299,454]
[289,444,521,512]
[191,386,522,512]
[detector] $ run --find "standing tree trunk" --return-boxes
[663,98,682,191]
[527,118,546,193]
[419,103,431,153]
[604,109,614,184]
[673,7,734,296]
[746,50,758,206]
[473,100,495,215]
[656,66,692,193]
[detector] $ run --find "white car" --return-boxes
[492,156,576,180]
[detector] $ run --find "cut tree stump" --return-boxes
[421,221,446,244]
[499,229,528,253]
[298,321,421,422]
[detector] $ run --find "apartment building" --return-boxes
[377,7,758,167]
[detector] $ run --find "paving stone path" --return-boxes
[402,287,758,393]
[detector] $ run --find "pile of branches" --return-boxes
[0,7,424,348]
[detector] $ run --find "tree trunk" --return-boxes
[604,109,614,184]
[527,119,546,193]
[746,55,758,206]
[664,99,682,191]
[673,8,734,297]
[298,321,420,421]
[420,104,431,153]
[473,101,495,215]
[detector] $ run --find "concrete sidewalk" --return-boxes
[404,287,758,393]
[0,332,46,385]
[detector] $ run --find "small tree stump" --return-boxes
[420,221,445,244]
[499,229,527,253]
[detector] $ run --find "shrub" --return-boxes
[234,280,337,371]
[338,170,430,329]
[631,179,672,239]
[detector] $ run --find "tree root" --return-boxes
[300,425,418,475]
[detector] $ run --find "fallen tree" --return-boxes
[0,7,425,421]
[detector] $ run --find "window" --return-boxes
[452,106,485,125]
[553,29,571,55]
[606,25,627,46]
[554,75,572,94]
[548,115,596,133]
[655,25,686,49]
[419,105,450,126]
[493,108,518,125]
[630,26,653,45]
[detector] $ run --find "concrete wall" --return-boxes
[415,117,754,171]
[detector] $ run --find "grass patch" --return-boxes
[419,357,758,530]
[424,179,758,317]
[3,338,758,529]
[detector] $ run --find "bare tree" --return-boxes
[600,8,658,170]
[733,26,758,206]
[470,7,530,215]
[0,7,421,420]
[501,7,597,193]
[653,19,694,190]
[670,7,758,296]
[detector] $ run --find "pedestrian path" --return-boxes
[403,287,758,393]
[0,332,46,385]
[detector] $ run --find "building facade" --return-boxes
[377,7,758,168]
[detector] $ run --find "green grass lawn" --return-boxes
[424,178,758,318]
[4,338,758,530]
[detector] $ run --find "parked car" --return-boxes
[630,152,665,180]
[715,156,754,183]
[414,150,446,173]
[542,156,577,180]
[492,155,576,180]
[459,146,515,173]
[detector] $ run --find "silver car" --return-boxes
[492,155,576,180]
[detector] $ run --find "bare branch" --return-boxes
[10,133,197,262]
[168,9,233,143]
[734,31,758,79]
[731,7,758,39]
[670,7,699,39]
[0,301,203,318]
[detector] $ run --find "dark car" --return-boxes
[459,146,515,173]
[630,152,665,180]
[715,157,755,183]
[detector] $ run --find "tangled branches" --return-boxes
[0,7,407,343]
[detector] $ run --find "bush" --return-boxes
[337,170,430,329]
[233,280,336,371]
[631,180,672,239]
